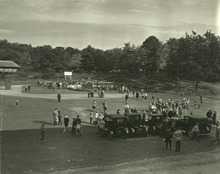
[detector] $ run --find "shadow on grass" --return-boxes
[33,120,54,125]
[0,126,218,174]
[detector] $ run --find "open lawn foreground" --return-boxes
[1,127,220,174]
[1,83,220,174]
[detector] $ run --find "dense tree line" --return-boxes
[0,40,81,78]
[0,31,220,82]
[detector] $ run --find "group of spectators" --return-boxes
[88,100,106,125]
[40,108,82,141]
[23,85,31,93]
[162,109,220,152]
[206,109,220,143]
[162,124,185,152]
[88,88,105,98]
[37,80,65,89]
[206,109,217,124]
[38,82,220,152]
[124,92,192,119]
[119,92,220,151]
[52,108,82,135]
[37,79,83,90]
[89,97,188,152]
[37,79,115,91]
[148,97,192,118]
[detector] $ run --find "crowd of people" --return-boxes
[37,83,220,153]
[88,88,105,98]
[123,91,193,118]
[37,79,78,89]
[37,79,115,91]
[22,85,31,93]
[88,92,220,152]
[40,108,82,141]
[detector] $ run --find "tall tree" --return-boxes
[80,45,96,72]
[139,36,162,77]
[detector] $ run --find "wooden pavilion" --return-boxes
[0,60,20,89]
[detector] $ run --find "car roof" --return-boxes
[104,114,126,119]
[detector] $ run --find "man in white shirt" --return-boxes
[52,108,59,125]
[191,123,200,141]
[124,103,130,115]
[173,129,184,152]
[63,115,69,133]
[216,121,220,143]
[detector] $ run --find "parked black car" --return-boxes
[99,114,128,137]
[174,116,212,136]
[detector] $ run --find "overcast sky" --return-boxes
[0,0,219,49]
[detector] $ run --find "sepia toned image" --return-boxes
[1,0,220,173]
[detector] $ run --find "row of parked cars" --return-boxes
[97,112,212,138]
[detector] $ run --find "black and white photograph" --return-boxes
[1,0,220,173]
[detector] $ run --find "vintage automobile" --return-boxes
[99,114,129,137]
[146,113,166,136]
[174,116,212,136]
[99,113,149,138]
[66,83,82,90]
[99,111,213,138]
[126,113,148,137]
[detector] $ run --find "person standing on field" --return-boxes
[102,101,107,113]
[57,93,61,103]
[216,121,220,144]
[125,93,129,103]
[71,118,77,136]
[52,108,59,125]
[58,110,62,125]
[92,100,97,111]
[164,128,173,151]
[89,112,93,124]
[191,123,200,142]
[15,99,20,106]
[212,111,217,124]
[173,128,184,152]
[40,123,46,141]
[200,95,203,104]
[63,115,69,133]
[75,115,82,136]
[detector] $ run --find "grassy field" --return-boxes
[1,87,220,174]
[1,91,216,130]
[27,87,85,94]
[1,94,150,130]
[1,127,217,174]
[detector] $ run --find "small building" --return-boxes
[0,60,20,89]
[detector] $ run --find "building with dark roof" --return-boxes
[0,60,20,89]
[0,60,20,73]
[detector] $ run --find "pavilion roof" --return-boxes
[0,60,20,68]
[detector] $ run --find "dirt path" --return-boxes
[0,85,124,100]
[48,147,220,174]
